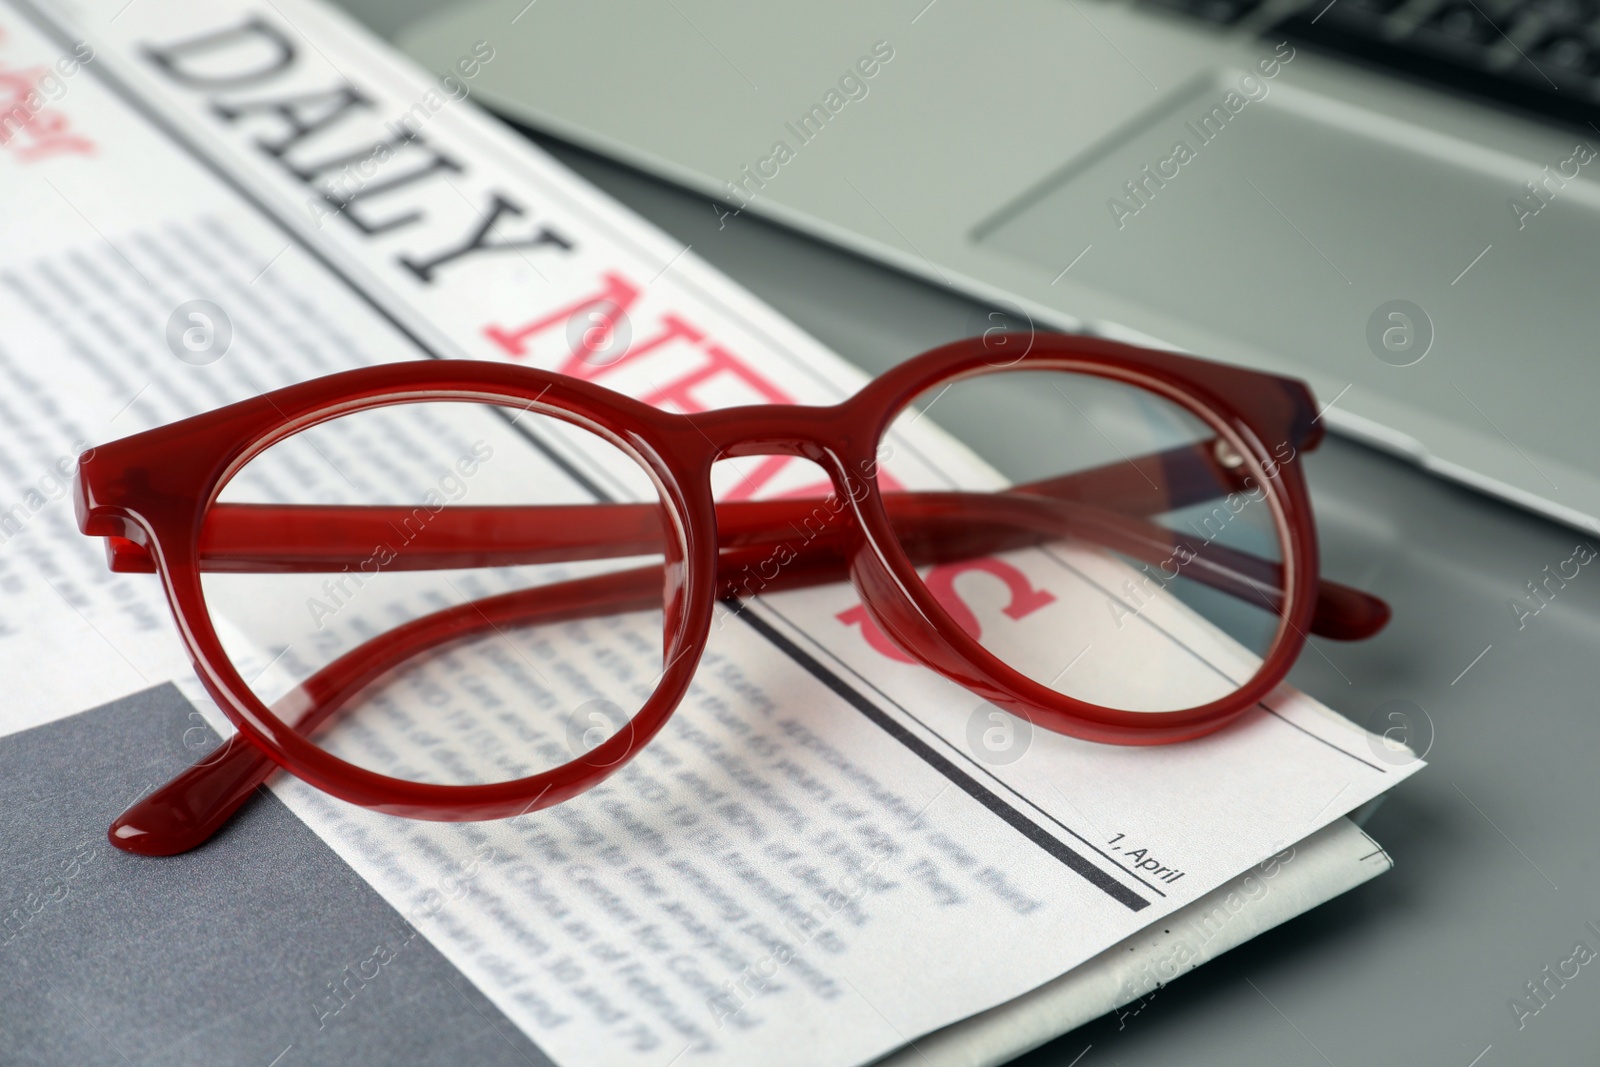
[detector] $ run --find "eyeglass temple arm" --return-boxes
[112,543,853,856]
[868,491,1387,641]
[101,442,1386,638]
[101,442,1217,573]
[109,564,664,856]
[112,473,1377,857]
[111,490,1384,858]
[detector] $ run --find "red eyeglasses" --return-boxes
[74,334,1387,856]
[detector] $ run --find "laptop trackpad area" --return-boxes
[974,71,1600,493]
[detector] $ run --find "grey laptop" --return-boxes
[399,0,1600,531]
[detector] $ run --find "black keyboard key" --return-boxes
[1533,31,1600,74]
[1526,0,1597,28]
[1423,2,1504,44]
[1145,0,1264,25]
[1342,0,1410,14]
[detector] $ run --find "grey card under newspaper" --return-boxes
[0,683,552,1066]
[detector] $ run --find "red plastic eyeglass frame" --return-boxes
[74,334,1389,856]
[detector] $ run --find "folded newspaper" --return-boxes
[0,1,1420,1063]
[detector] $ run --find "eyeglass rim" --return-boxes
[79,369,716,819]
[845,341,1319,743]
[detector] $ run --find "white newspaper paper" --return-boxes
[879,816,1395,1067]
[0,2,1419,1064]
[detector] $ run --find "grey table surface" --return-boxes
[153,2,1600,1063]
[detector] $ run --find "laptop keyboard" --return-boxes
[1147,0,1600,130]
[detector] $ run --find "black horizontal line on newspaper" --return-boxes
[734,604,1149,912]
[753,598,1168,900]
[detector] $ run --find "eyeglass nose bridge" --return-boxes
[689,401,879,475]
